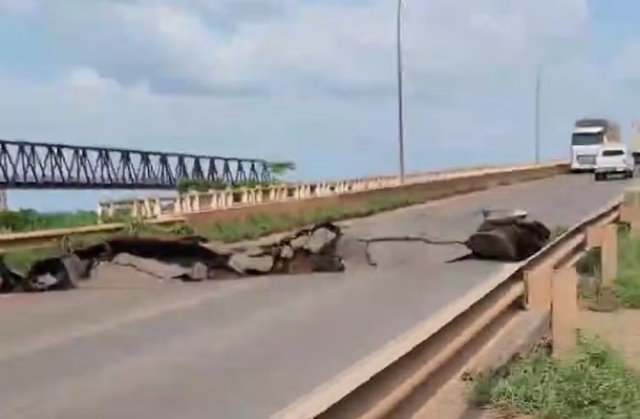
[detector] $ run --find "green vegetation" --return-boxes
[201,194,419,243]
[176,160,297,194]
[0,160,299,232]
[267,161,296,176]
[613,228,640,308]
[2,193,421,271]
[564,223,640,308]
[175,179,278,194]
[470,224,640,418]
[3,218,197,270]
[470,334,640,419]
[0,209,99,233]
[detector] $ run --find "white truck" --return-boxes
[570,118,621,172]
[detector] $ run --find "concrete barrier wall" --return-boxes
[184,162,569,229]
[99,161,568,221]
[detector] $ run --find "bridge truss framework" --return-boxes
[0,139,273,190]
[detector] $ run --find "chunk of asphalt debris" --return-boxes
[467,216,550,261]
[228,253,274,275]
[304,227,338,254]
[1,221,348,294]
[279,245,295,260]
[33,274,59,291]
[244,247,268,257]
[25,256,80,291]
[359,210,551,266]
[62,254,93,285]
[290,235,310,249]
[188,262,210,282]
[111,253,191,280]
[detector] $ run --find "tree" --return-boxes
[267,161,296,180]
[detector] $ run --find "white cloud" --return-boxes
[2,0,631,211]
[28,0,590,96]
[65,67,120,91]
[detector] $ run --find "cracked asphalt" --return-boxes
[0,173,632,419]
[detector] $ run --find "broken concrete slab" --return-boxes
[1,222,349,293]
[228,253,275,275]
[305,227,339,254]
[111,253,190,280]
[0,213,552,295]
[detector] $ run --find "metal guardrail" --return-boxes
[98,161,568,220]
[272,190,632,419]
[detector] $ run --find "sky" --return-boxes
[0,0,639,211]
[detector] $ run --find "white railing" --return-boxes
[97,161,567,221]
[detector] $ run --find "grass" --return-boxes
[470,224,640,418]
[559,223,640,304]
[570,223,640,309]
[1,193,422,271]
[0,209,100,233]
[199,194,419,243]
[470,334,640,419]
[613,228,640,308]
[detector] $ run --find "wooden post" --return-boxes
[552,266,579,358]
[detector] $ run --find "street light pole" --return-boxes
[396,0,406,184]
[534,66,541,164]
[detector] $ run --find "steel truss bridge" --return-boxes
[0,139,273,189]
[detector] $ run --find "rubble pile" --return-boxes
[0,210,553,294]
[0,222,346,293]
[465,209,551,261]
[359,209,552,265]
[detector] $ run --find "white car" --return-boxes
[594,145,635,181]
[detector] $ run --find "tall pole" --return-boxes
[396,0,406,184]
[534,66,541,164]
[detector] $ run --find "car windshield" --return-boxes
[601,149,625,157]
[572,132,603,146]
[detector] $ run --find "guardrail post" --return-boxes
[524,266,552,310]
[552,266,579,358]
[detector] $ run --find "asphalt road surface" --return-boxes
[0,173,632,419]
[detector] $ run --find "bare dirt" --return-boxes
[579,309,640,369]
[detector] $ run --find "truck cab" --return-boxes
[570,118,621,172]
[594,144,634,181]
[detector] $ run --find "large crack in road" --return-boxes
[0,209,551,294]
